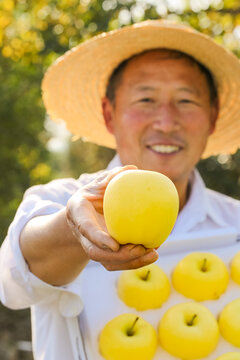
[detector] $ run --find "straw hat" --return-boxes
[42,20,240,158]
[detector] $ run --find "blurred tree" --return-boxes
[1,0,240,242]
[0,55,52,241]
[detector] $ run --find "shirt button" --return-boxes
[59,292,83,317]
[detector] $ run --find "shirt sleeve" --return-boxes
[0,178,83,310]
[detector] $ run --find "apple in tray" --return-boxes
[172,252,229,301]
[230,251,240,285]
[117,263,170,310]
[218,298,240,348]
[216,352,240,360]
[158,302,219,360]
[99,313,157,360]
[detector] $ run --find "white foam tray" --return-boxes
[79,227,240,359]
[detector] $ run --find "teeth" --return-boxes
[150,145,180,153]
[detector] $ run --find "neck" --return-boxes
[175,177,192,211]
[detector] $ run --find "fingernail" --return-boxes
[101,244,113,251]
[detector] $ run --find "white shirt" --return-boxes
[0,155,240,360]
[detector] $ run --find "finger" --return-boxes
[79,216,119,252]
[80,235,111,261]
[82,197,103,213]
[101,249,159,271]
[89,165,138,191]
[81,165,138,207]
[80,238,156,264]
[66,197,118,251]
[103,165,137,186]
[80,168,124,200]
[115,243,153,262]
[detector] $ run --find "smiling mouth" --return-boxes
[148,144,181,154]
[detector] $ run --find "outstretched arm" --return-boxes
[20,166,158,286]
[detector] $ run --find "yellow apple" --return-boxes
[158,302,219,360]
[215,352,240,360]
[117,263,170,310]
[99,313,157,360]
[103,169,179,248]
[172,252,229,301]
[218,298,240,348]
[230,251,240,285]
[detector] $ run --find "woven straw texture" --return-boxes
[42,20,240,157]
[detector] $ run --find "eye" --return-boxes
[179,99,193,104]
[139,97,154,103]
[179,98,201,106]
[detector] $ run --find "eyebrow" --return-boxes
[133,85,156,92]
[133,85,200,96]
[176,87,200,96]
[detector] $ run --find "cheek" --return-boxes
[183,115,212,159]
[120,109,148,134]
[183,111,212,138]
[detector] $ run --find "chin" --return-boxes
[141,163,176,179]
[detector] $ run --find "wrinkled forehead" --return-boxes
[124,48,203,70]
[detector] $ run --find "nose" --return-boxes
[152,104,180,133]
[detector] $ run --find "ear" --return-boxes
[209,98,219,135]
[102,97,115,135]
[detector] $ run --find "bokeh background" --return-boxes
[1,0,240,358]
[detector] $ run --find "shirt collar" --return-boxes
[172,169,227,234]
[106,154,122,170]
[172,170,207,233]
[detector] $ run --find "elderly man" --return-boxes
[1,20,240,360]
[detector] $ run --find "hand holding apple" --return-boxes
[158,302,219,359]
[117,263,170,310]
[103,169,179,248]
[172,252,229,301]
[67,166,160,272]
[99,313,157,360]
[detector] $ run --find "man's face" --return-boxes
[102,50,218,186]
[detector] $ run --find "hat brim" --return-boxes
[42,20,240,158]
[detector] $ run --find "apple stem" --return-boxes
[142,270,151,281]
[187,314,197,326]
[201,258,208,272]
[127,317,139,336]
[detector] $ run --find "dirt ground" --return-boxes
[0,303,33,360]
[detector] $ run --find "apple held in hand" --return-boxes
[103,169,179,248]
[172,252,229,301]
[230,251,240,285]
[158,302,219,360]
[218,298,240,348]
[117,263,170,310]
[216,352,240,360]
[99,313,157,360]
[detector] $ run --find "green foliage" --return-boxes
[0,0,240,241]
[198,151,240,200]
[0,56,53,240]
